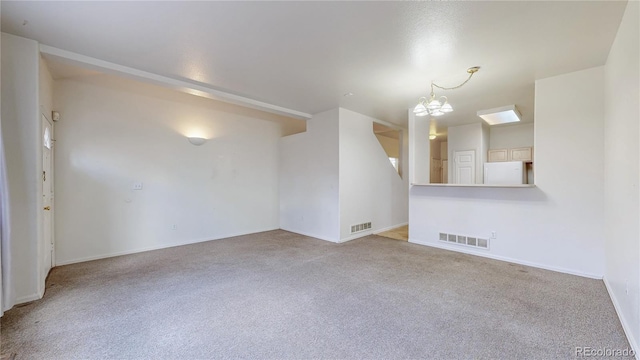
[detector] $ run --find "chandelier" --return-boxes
[413,66,480,117]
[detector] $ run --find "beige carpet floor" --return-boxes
[0,230,632,359]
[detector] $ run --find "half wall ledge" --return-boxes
[411,183,536,188]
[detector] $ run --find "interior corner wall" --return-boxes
[603,0,640,352]
[0,33,41,307]
[279,108,340,242]
[338,108,408,241]
[54,74,288,265]
[409,66,605,278]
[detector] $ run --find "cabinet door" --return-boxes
[510,147,533,161]
[488,149,508,162]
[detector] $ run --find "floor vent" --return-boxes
[351,222,372,234]
[439,232,489,250]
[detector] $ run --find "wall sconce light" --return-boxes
[187,137,207,146]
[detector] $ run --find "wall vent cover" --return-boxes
[439,232,489,250]
[351,222,372,234]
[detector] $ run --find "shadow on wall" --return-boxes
[410,186,548,202]
[373,122,402,177]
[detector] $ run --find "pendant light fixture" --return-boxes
[414,66,480,117]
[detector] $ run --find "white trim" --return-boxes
[15,292,42,306]
[39,45,312,121]
[373,222,408,235]
[279,228,339,243]
[603,277,639,359]
[338,231,373,243]
[409,238,602,279]
[55,228,279,266]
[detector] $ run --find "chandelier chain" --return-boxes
[414,66,480,117]
[431,71,476,92]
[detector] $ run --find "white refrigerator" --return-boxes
[483,161,526,185]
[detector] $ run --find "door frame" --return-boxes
[40,113,55,294]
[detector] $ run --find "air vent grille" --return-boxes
[351,222,372,234]
[439,232,489,250]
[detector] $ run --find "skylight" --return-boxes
[477,105,522,125]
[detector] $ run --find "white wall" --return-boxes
[338,108,408,241]
[447,123,484,184]
[489,123,534,150]
[603,0,640,352]
[409,113,430,184]
[1,24,3,316]
[409,67,605,278]
[54,73,303,265]
[1,33,41,307]
[481,123,489,176]
[279,109,340,242]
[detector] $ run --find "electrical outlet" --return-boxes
[491,231,497,239]
[171,224,177,230]
[132,182,143,190]
[626,280,629,295]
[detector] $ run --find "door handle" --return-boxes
[43,206,50,211]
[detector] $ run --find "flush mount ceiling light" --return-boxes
[477,105,522,125]
[187,137,207,146]
[429,134,437,140]
[414,66,480,117]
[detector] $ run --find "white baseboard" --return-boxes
[603,277,639,359]
[408,238,603,279]
[56,228,279,266]
[373,222,408,235]
[339,231,373,243]
[15,292,42,305]
[278,228,339,243]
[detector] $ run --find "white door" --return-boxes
[453,150,476,184]
[42,115,54,278]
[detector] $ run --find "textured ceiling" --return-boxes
[1,1,627,130]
